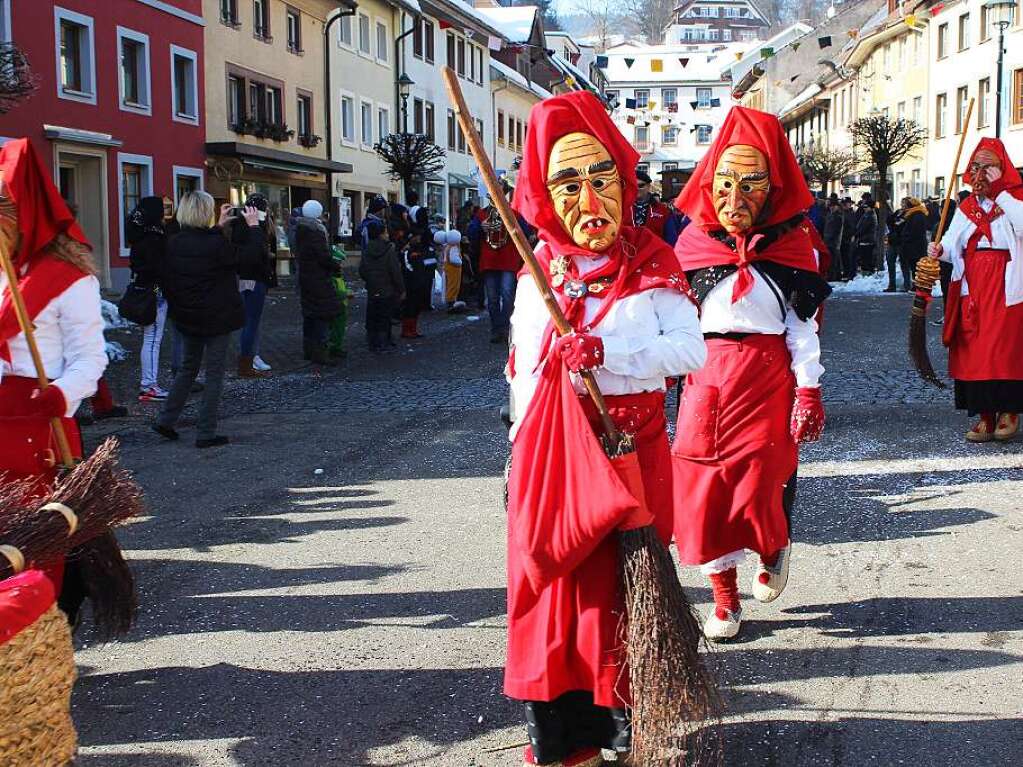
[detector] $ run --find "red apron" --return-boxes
[944,248,1023,381]
[504,390,671,708]
[671,334,795,566]
[0,375,82,484]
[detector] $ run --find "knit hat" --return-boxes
[302,200,323,219]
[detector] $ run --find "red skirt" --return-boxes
[504,390,671,707]
[945,249,1023,382]
[671,335,795,566]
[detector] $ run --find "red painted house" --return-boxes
[0,0,206,289]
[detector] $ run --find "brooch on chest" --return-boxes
[550,256,569,288]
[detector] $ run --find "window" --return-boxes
[118,153,153,254]
[882,43,890,70]
[707,29,719,41]
[474,117,484,143]
[286,8,301,52]
[220,0,238,26]
[937,22,949,58]
[696,87,712,107]
[423,20,435,62]
[696,124,712,143]
[980,3,992,42]
[377,106,390,141]
[958,13,970,50]
[171,46,198,123]
[253,0,270,40]
[457,36,466,77]
[636,163,649,175]
[634,88,649,105]
[635,125,649,150]
[661,88,677,109]
[468,42,476,82]
[339,14,352,47]
[0,1,9,43]
[227,75,242,126]
[723,29,732,41]
[514,120,522,153]
[413,17,423,57]
[978,77,991,128]
[358,13,370,55]
[447,108,456,149]
[475,46,484,85]
[1014,68,1023,124]
[446,32,455,69]
[897,36,906,68]
[297,93,312,138]
[55,8,96,103]
[425,101,435,143]
[935,176,946,198]
[913,29,921,63]
[912,95,922,125]
[376,22,388,62]
[117,28,150,114]
[955,85,968,133]
[663,162,678,171]
[912,168,922,198]
[265,86,283,124]
[413,97,423,134]
[497,109,505,145]
[605,89,619,107]
[458,118,466,153]
[935,92,947,137]
[341,94,355,143]
[897,101,906,120]
[173,166,203,205]
[662,125,678,145]
[361,100,373,146]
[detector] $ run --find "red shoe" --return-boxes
[994,413,1019,441]
[705,568,742,641]
[966,413,996,443]
[523,745,604,766]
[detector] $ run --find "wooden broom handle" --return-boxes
[933,98,975,246]
[0,234,76,468]
[442,67,620,441]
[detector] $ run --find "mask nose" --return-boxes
[579,180,601,215]
[726,183,743,210]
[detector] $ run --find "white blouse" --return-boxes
[509,253,707,439]
[940,190,1023,306]
[699,267,824,388]
[0,273,108,415]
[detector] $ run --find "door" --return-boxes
[56,149,109,287]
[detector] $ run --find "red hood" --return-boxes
[674,106,814,233]
[964,137,1022,191]
[512,91,639,259]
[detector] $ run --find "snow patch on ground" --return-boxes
[105,341,129,362]
[101,299,133,330]
[829,272,941,296]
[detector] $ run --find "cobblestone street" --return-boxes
[73,287,1023,767]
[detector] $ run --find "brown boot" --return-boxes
[237,355,269,379]
[994,413,1019,441]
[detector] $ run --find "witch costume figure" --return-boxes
[670,107,831,642]
[503,91,707,767]
[929,138,1023,443]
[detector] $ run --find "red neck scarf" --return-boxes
[0,139,92,362]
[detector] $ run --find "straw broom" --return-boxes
[442,70,719,765]
[909,98,974,388]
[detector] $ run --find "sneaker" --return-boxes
[196,435,230,449]
[252,355,272,372]
[752,545,790,603]
[704,606,743,642]
[139,386,169,402]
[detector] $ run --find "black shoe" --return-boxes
[152,423,179,441]
[95,406,129,420]
[191,382,205,394]
[884,287,897,293]
[196,435,229,448]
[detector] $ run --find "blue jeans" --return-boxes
[239,281,268,357]
[483,270,517,336]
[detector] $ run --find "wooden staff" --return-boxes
[932,98,974,250]
[441,67,619,441]
[0,236,76,468]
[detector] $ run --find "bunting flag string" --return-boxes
[905,13,917,27]
[847,29,858,38]
[760,47,774,58]
[735,51,743,60]
[647,100,656,110]
[438,19,453,29]
[679,57,689,67]
[689,100,699,110]
[596,54,609,68]
[792,41,801,51]
[667,103,678,112]
[488,35,503,51]
[651,58,663,72]
[626,115,636,124]
[930,2,945,15]
[625,97,637,109]
[818,35,832,49]
[624,58,635,68]
[710,97,721,107]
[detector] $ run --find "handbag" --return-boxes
[117,279,157,326]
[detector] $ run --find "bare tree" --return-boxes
[573,0,624,50]
[0,44,36,114]
[536,0,562,31]
[375,133,446,199]
[798,145,860,195]
[621,0,675,44]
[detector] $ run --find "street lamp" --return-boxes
[398,73,414,131]
[986,0,1015,137]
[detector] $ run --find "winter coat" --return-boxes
[854,206,877,243]
[232,217,277,286]
[900,207,929,263]
[295,217,343,320]
[161,224,266,337]
[887,211,906,251]
[128,231,166,289]
[358,239,405,300]
[823,209,844,249]
[841,208,857,244]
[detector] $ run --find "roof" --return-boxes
[779,82,822,116]
[550,54,600,92]
[603,42,746,83]
[425,0,509,39]
[472,5,538,43]
[491,59,552,99]
[723,22,813,82]
[670,0,771,25]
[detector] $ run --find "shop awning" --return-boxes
[448,172,475,187]
[205,142,353,174]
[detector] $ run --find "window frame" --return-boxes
[360,98,375,148]
[286,6,302,53]
[252,0,271,42]
[957,13,970,51]
[424,100,435,144]
[661,88,678,108]
[377,104,390,143]
[634,88,650,105]
[446,31,455,69]
[661,125,678,145]
[0,0,10,43]
[172,165,205,207]
[447,108,456,150]
[978,77,991,128]
[376,19,389,64]
[116,26,152,116]
[424,19,435,63]
[696,124,712,144]
[937,22,948,59]
[1013,68,1023,125]
[635,124,649,149]
[497,109,505,146]
[296,90,313,139]
[457,36,466,77]
[413,96,424,135]
[54,6,96,105]
[117,152,154,256]
[954,85,968,134]
[935,91,947,138]
[340,90,357,146]
[338,13,353,49]
[696,87,712,108]
[220,0,239,27]
[170,44,200,125]
[357,12,371,57]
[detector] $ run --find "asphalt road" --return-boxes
[73,289,1023,767]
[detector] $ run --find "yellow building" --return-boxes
[203,0,354,224]
[491,59,550,180]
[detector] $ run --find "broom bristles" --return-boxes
[619,526,722,765]
[908,258,946,389]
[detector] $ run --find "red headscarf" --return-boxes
[673,107,817,301]
[960,137,1023,243]
[0,139,92,362]
[963,137,1022,190]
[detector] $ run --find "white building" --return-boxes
[663,0,771,45]
[602,42,744,183]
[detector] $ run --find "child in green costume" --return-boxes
[327,244,350,358]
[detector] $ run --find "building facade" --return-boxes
[663,0,770,45]
[0,0,206,289]
[491,59,550,178]
[203,0,352,234]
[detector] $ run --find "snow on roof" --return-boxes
[472,5,538,43]
[779,82,822,116]
[551,54,599,92]
[435,0,511,39]
[603,42,746,83]
[723,22,813,81]
[491,59,552,99]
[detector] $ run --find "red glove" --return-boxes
[552,333,604,373]
[27,386,67,418]
[790,386,824,443]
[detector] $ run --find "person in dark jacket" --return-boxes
[126,195,171,401]
[295,199,343,365]
[823,197,845,281]
[234,193,278,378]
[358,220,405,352]
[899,197,929,291]
[662,201,691,247]
[885,202,906,291]
[400,207,435,338]
[840,197,857,280]
[854,198,878,275]
[153,191,263,448]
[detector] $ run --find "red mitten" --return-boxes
[790,386,824,443]
[27,386,67,418]
[552,333,604,373]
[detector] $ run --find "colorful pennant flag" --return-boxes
[690,100,699,110]
[648,100,656,110]
[565,76,576,87]
[625,97,637,109]
[735,51,743,60]
[626,115,636,124]
[438,19,453,29]
[679,57,690,67]
[651,58,664,72]
[667,103,678,113]
[596,55,609,68]
[930,2,944,15]
[488,35,502,51]
[790,74,799,81]
[847,29,858,38]
[905,13,917,27]
[624,58,635,68]
[760,47,774,58]
[818,35,832,49]
[710,98,721,107]
[792,41,801,51]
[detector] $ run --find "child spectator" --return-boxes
[358,220,404,352]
